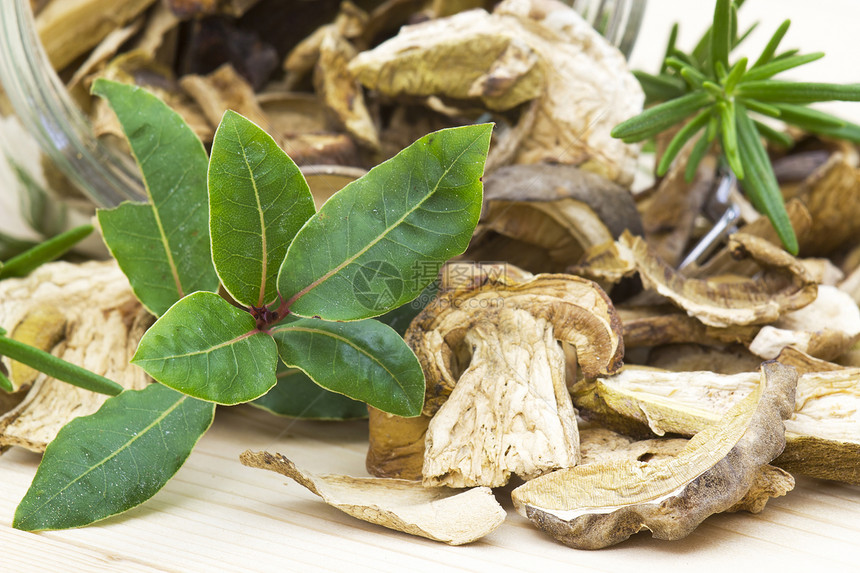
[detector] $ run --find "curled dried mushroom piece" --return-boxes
[406,269,623,488]
[512,362,797,549]
[465,164,643,273]
[578,427,794,514]
[617,232,818,328]
[240,450,505,545]
[573,365,860,484]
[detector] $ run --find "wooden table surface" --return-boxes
[2,405,858,572]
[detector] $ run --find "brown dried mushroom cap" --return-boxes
[617,232,818,327]
[573,365,860,484]
[240,451,505,545]
[465,164,643,273]
[407,272,623,488]
[791,148,860,255]
[512,362,797,549]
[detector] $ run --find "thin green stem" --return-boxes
[0,336,123,396]
[0,224,93,280]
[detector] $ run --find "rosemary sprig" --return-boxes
[612,0,860,254]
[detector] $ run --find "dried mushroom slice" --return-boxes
[618,232,817,327]
[36,0,156,70]
[578,427,794,514]
[574,365,860,484]
[93,52,212,143]
[748,285,860,361]
[407,272,623,488]
[646,343,763,375]
[465,164,643,273]
[349,0,642,184]
[512,362,796,549]
[618,306,759,350]
[774,347,845,374]
[778,369,860,483]
[180,63,270,130]
[240,451,505,545]
[793,149,860,255]
[638,150,717,267]
[314,28,379,149]
[0,261,151,451]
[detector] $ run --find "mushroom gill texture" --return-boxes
[512,362,797,549]
[616,232,818,328]
[406,271,623,488]
[465,164,643,273]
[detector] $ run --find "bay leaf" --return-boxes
[13,383,215,531]
[132,292,278,404]
[94,79,218,316]
[277,124,492,321]
[252,366,367,420]
[209,110,316,307]
[271,317,424,417]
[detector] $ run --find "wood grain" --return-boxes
[2,405,859,572]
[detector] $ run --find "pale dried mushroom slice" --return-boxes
[349,0,643,185]
[180,63,270,130]
[617,232,818,327]
[314,28,379,149]
[774,346,845,375]
[36,0,156,70]
[618,306,759,350]
[748,285,860,361]
[0,261,151,452]
[407,272,623,488]
[465,164,643,273]
[240,450,505,545]
[512,362,797,549]
[574,365,860,484]
[578,427,794,514]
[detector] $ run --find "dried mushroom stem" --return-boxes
[406,270,623,488]
[422,306,579,487]
[512,362,797,549]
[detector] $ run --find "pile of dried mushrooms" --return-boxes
[4,0,860,552]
